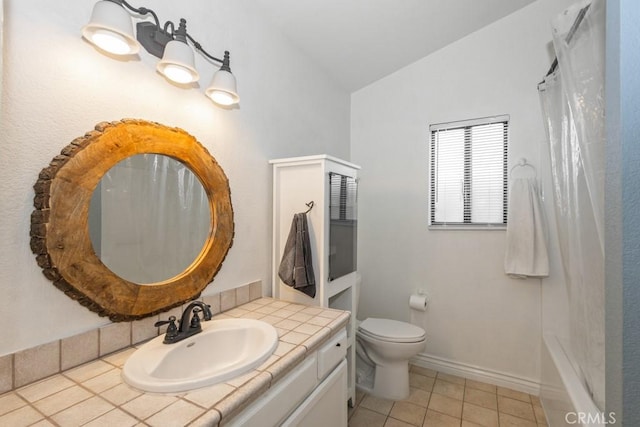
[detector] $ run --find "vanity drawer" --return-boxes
[317,329,347,380]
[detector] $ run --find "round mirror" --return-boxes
[30,120,234,321]
[89,154,211,284]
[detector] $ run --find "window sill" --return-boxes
[428,225,506,231]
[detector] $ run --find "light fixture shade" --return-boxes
[205,69,240,106]
[81,0,139,55]
[156,40,200,84]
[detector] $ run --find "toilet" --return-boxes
[354,275,427,401]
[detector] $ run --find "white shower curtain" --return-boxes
[538,0,605,409]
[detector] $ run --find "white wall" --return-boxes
[0,0,350,355]
[351,0,573,385]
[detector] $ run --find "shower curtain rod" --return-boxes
[540,3,592,83]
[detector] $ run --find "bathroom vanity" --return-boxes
[0,298,349,426]
[228,329,348,426]
[270,155,360,405]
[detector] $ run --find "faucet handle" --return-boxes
[155,316,179,343]
[190,308,202,329]
[155,316,178,333]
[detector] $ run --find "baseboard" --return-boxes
[411,352,541,396]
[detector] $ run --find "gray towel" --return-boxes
[278,213,316,298]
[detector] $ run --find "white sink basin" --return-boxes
[122,318,278,393]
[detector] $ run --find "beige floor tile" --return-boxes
[361,394,394,415]
[428,393,463,418]
[497,396,536,421]
[389,401,427,426]
[385,417,415,427]
[51,395,113,426]
[63,359,113,383]
[33,385,92,416]
[410,365,438,378]
[30,420,56,427]
[436,373,466,386]
[184,383,235,408]
[497,386,531,403]
[461,421,483,427]
[101,347,136,368]
[410,373,435,391]
[433,380,464,400]
[462,402,498,427]
[423,409,461,427]
[530,395,543,407]
[84,408,138,427]
[349,407,387,427]
[465,379,497,394]
[498,413,538,427]
[16,375,74,403]
[100,383,142,406]
[403,387,431,407]
[145,399,204,427]
[0,405,44,427]
[464,387,497,410]
[533,404,548,425]
[121,393,178,419]
[82,368,121,394]
[281,331,310,345]
[0,393,26,416]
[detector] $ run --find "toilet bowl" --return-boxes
[356,317,426,400]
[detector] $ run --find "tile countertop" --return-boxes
[0,298,350,427]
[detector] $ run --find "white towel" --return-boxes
[504,178,549,278]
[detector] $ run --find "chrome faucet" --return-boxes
[155,301,213,344]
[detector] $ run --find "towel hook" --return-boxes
[303,201,314,214]
[509,158,537,178]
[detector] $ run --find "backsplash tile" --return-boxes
[14,341,60,388]
[236,284,250,305]
[99,322,132,356]
[0,355,13,394]
[203,293,221,315]
[249,280,262,301]
[1,281,263,393]
[131,315,159,345]
[61,329,99,371]
[0,296,351,427]
[220,289,236,312]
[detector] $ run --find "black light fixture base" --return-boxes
[136,21,172,58]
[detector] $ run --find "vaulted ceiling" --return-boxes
[250,0,537,91]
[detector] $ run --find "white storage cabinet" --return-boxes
[270,155,359,406]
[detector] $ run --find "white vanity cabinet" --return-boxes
[227,329,348,427]
[270,155,360,405]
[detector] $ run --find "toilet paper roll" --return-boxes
[409,294,428,311]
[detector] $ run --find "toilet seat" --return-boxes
[358,318,425,343]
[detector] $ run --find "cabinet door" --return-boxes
[281,360,348,427]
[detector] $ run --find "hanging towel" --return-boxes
[504,178,549,278]
[278,213,316,297]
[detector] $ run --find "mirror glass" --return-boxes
[328,172,358,281]
[88,154,210,284]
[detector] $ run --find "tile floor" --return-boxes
[348,365,547,427]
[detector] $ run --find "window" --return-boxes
[429,116,508,227]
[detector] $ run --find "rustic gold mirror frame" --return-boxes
[30,119,234,321]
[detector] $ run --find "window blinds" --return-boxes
[429,116,508,226]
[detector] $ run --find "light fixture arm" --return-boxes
[185,33,224,66]
[111,0,160,29]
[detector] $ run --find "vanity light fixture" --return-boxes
[82,0,239,106]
